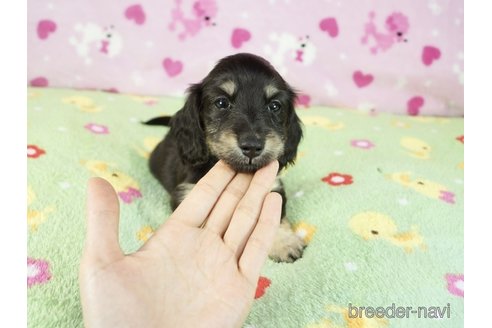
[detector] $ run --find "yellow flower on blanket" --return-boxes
[400,137,431,159]
[129,95,159,106]
[62,96,103,113]
[409,116,450,124]
[28,90,41,99]
[306,304,389,328]
[135,136,161,159]
[349,212,426,253]
[391,119,411,128]
[27,186,55,231]
[387,171,455,204]
[294,221,317,244]
[301,116,344,131]
[137,226,154,242]
[82,160,142,204]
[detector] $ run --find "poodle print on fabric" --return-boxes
[168,0,218,40]
[28,1,463,116]
[361,11,410,54]
[69,22,123,65]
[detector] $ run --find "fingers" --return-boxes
[239,192,282,282]
[204,173,253,236]
[223,161,279,259]
[170,160,236,227]
[83,177,124,264]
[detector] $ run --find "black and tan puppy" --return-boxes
[147,53,305,262]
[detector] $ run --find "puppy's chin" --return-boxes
[222,154,274,173]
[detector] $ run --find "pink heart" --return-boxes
[319,17,338,38]
[422,46,441,66]
[30,77,49,87]
[407,96,424,116]
[296,94,311,107]
[353,71,374,88]
[37,20,57,40]
[125,4,146,25]
[162,58,183,77]
[231,28,251,49]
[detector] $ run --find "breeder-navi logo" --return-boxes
[348,303,451,319]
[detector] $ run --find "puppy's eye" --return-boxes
[215,97,230,110]
[268,100,282,113]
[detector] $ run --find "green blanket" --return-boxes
[27,87,464,327]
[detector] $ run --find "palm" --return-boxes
[80,161,281,328]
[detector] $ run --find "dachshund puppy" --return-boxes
[147,53,305,262]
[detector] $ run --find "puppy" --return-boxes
[147,53,305,262]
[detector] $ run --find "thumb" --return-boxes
[83,177,124,265]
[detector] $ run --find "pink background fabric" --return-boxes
[28,0,464,116]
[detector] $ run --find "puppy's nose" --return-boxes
[239,135,264,159]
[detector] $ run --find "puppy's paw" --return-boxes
[269,221,306,263]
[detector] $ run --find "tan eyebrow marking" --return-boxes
[264,84,279,98]
[219,81,236,96]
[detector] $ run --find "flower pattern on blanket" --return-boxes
[388,172,455,204]
[27,145,46,159]
[349,212,426,253]
[28,257,52,288]
[293,222,317,244]
[306,304,389,328]
[82,160,142,204]
[27,186,55,231]
[445,273,464,298]
[300,116,344,131]
[62,96,103,113]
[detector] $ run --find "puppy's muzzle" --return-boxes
[238,134,264,160]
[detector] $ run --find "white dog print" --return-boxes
[69,23,123,65]
[264,33,317,75]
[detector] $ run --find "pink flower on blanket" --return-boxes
[439,190,455,204]
[445,273,463,297]
[350,139,375,149]
[118,187,142,204]
[84,123,109,134]
[28,257,52,287]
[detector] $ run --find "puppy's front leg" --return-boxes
[268,220,306,263]
[268,177,306,263]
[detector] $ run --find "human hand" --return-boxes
[79,160,282,328]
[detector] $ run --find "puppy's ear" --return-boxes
[170,84,209,165]
[279,96,303,168]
